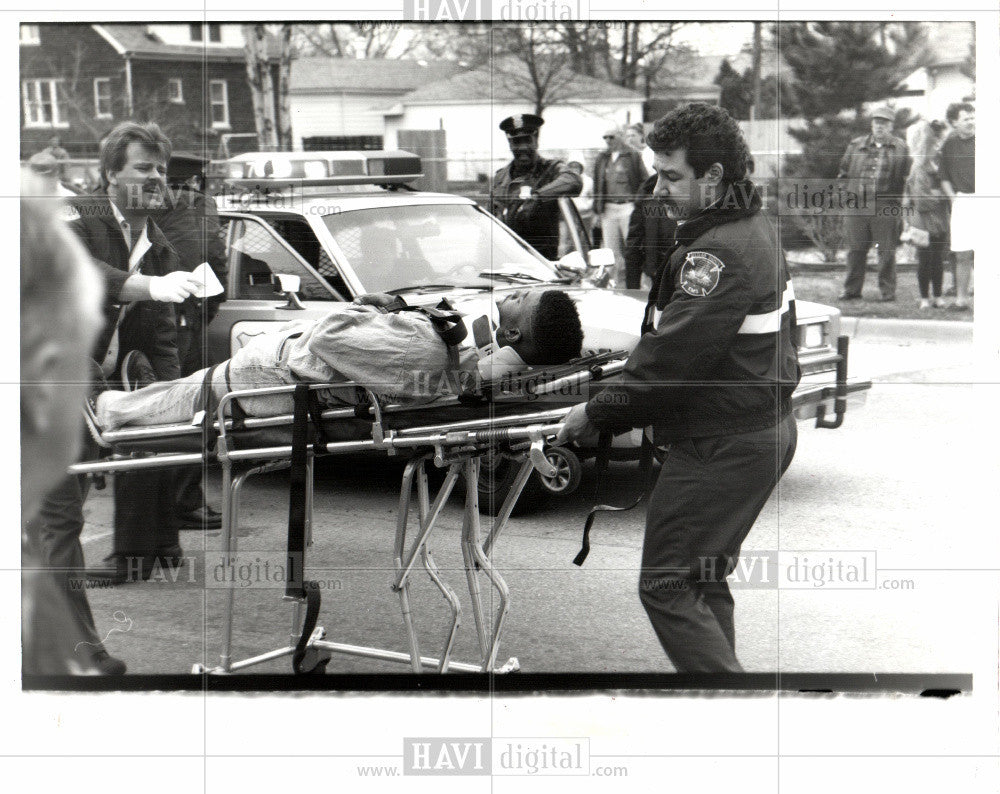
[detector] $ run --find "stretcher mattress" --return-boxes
[101,351,627,457]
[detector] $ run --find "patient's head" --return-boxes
[496,289,583,366]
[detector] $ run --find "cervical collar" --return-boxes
[472,302,527,380]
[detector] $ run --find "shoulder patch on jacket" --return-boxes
[679,251,725,296]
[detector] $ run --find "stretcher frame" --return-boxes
[69,357,628,675]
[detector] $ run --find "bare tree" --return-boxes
[490,26,579,115]
[293,23,416,59]
[551,22,692,97]
[274,25,294,151]
[243,23,277,149]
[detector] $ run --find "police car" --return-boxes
[203,150,869,511]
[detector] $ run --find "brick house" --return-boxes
[19,22,260,159]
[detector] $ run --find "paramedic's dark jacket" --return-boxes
[586,180,800,440]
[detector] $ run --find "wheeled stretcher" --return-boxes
[69,352,629,675]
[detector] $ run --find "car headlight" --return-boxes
[801,322,825,349]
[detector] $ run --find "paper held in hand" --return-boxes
[191,262,224,299]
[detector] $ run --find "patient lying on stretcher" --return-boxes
[91,290,584,432]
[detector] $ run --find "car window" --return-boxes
[227,217,338,301]
[321,203,557,294]
[265,215,352,298]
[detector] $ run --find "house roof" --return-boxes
[94,24,283,61]
[290,58,464,94]
[397,60,645,105]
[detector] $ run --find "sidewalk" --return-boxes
[841,316,974,344]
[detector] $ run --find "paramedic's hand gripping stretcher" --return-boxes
[72,291,628,674]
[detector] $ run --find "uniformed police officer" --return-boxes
[491,114,582,260]
[557,103,801,673]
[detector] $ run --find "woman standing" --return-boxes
[903,121,950,309]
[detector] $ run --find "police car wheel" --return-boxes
[537,446,582,495]
[476,455,550,516]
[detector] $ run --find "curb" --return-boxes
[840,316,973,343]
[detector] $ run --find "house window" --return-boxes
[190,23,221,43]
[168,78,184,104]
[20,25,40,45]
[209,80,229,128]
[22,79,68,128]
[93,78,112,118]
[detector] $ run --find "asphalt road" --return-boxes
[78,321,994,677]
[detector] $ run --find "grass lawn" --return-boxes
[788,264,973,321]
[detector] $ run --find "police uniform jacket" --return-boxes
[68,192,182,380]
[586,180,801,441]
[491,156,582,259]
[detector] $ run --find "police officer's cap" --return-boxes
[499,114,544,139]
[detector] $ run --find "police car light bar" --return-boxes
[208,150,423,187]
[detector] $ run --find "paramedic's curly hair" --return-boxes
[646,102,753,183]
[530,290,583,365]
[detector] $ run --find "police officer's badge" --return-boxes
[679,251,725,296]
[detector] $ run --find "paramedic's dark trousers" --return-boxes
[23,435,105,657]
[640,413,797,672]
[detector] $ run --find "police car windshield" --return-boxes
[321,203,557,294]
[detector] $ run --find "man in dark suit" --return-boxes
[66,122,201,585]
[156,153,229,528]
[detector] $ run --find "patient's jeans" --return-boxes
[97,331,298,430]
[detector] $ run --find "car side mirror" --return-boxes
[556,250,587,279]
[274,273,305,310]
[586,247,616,284]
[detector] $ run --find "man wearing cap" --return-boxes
[491,114,582,260]
[593,127,648,286]
[838,105,911,301]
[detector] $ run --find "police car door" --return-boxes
[206,213,344,364]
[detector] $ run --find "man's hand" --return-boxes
[556,402,598,445]
[149,271,201,303]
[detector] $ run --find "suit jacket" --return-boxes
[592,148,647,214]
[155,186,228,327]
[67,192,181,380]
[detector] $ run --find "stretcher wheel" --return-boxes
[296,647,332,674]
[537,446,581,495]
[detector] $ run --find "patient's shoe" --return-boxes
[121,350,157,392]
[82,359,111,447]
